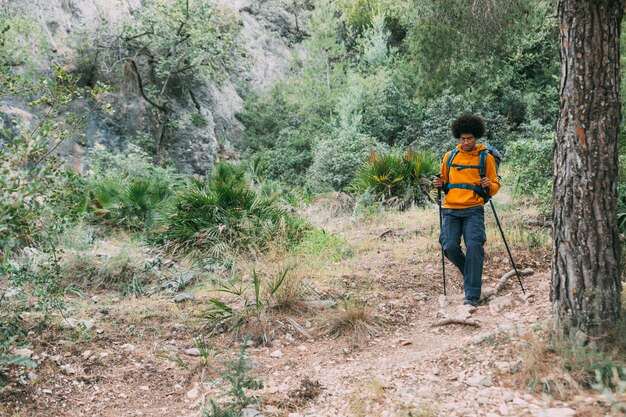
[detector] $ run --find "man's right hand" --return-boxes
[433,176,443,189]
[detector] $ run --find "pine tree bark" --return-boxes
[552,0,623,338]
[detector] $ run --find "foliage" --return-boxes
[204,267,292,342]
[84,145,182,230]
[90,0,241,158]
[202,343,261,416]
[349,147,438,210]
[292,228,353,262]
[0,66,110,250]
[160,163,308,257]
[322,297,378,338]
[506,137,553,211]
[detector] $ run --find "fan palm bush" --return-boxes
[84,145,181,231]
[349,147,438,210]
[160,162,308,257]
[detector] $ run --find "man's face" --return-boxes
[459,134,477,152]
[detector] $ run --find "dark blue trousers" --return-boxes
[439,206,486,301]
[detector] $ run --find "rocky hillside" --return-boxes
[1,0,308,173]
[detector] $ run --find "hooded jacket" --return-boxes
[439,144,501,209]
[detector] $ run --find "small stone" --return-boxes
[513,397,528,407]
[465,374,493,387]
[139,385,149,391]
[414,292,427,301]
[174,293,195,303]
[184,348,201,356]
[174,384,183,391]
[438,294,448,308]
[539,408,577,417]
[121,343,135,352]
[60,318,94,331]
[186,386,199,399]
[241,408,264,417]
[13,348,34,358]
[270,350,283,359]
[297,345,307,352]
[472,333,492,344]
[81,350,93,359]
[60,364,76,375]
[489,296,513,314]
[42,389,52,394]
[499,404,510,415]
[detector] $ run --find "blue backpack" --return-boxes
[443,146,502,203]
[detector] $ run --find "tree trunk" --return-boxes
[552,0,623,338]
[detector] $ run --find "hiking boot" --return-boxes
[463,298,478,307]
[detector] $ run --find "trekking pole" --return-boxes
[487,200,526,294]
[436,174,447,296]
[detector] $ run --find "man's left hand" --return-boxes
[480,177,491,188]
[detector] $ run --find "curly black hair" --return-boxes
[451,113,485,139]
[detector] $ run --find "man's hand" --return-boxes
[480,177,491,189]
[433,175,443,188]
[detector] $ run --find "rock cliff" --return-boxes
[1,0,308,174]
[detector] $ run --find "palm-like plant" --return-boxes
[161,162,308,257]
[350,147,438,209]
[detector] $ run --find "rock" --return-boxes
[184,348,201,356]
[186,386,199,399]
[3,287,20,299]
[512,397,528,407]
[438,294,448,308]
[303,299,337,309]
[270,350,283,358]
[538,408,577,417]
[60,318,94,331]
[13,348,34,358]
[437,303,475,320]
[60,364,76,375]
[464,374,493,387]
[121,343,135,352]
[489,296,512,314]
[81,350,93,359]
[472,332,493,344]
[174,293,195,303]
[414,292,427,301]
[241,408,264,417]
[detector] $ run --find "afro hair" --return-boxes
[451,113,485,139]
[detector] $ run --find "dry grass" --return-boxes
[320,298,379,339]
[517,328,626,403]
[348,378,387,417]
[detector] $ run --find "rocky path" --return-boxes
[252,272,570,417]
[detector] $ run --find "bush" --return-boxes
[83,144,182,231]
[506,138,552,210]
[160,162,308,257]
[349,147,438,210]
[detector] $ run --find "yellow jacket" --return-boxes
[440,144,501,209]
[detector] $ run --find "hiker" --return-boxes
[432,113,500,307]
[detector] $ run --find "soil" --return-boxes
[0,204,623,417]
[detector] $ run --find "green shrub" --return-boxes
[349,147,438,210]
[292,228,353,262]
[506,138,552,210]
[160,163,308,257]
[83,145,182,230]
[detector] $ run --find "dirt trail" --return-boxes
[2,204,616,417]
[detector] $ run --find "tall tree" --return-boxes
[552,0,623,338]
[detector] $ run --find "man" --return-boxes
[433,113,500,306]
